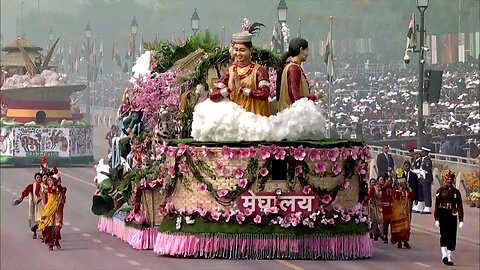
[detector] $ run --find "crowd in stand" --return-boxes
[80,53,479,157]
[316,59,479,158]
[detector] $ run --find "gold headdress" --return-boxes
[442,169,455,182]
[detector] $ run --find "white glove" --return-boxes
[459,222,464,229]
[435,220,440,228]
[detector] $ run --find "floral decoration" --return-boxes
[158,202,370,230]
[150,144,371,207]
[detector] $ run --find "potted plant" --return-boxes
[468,192,480,208]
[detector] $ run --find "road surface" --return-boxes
[1,126,478,270]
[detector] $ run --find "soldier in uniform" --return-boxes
[420,147,434,214]
[434,170,464,266]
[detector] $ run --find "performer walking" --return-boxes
[434,170,464,266]
[391,171,415,249]
[381,175,395,244]
[38,173,64,250]
[13,172,45,239]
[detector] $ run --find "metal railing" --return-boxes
[370,145,479,168]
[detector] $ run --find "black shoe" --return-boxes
[403,242,411,249]
[443,257,454,266]
[379,235,386,241]
[384,238,388,244]
[32,234,37,239]
[397,243,402,249]
[373,237,378,241]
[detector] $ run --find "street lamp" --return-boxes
[277,0,288,52]
[131,16,138,62]
[85,22,92,123]
[416,0,428,149]
[191,8,200,34]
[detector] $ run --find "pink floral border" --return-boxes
[153,232,373,259]
[97,216,157,250]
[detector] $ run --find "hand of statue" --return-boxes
[233,73,241,90]
[435,220,440,228]
[314,91,325,100]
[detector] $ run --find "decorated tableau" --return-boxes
[94,19,373,260]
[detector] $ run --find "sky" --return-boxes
[0,0,478,73]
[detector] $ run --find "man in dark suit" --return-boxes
[403,160,419,221]
[376,145,394,178]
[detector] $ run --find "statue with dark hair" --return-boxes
[276,37,324,112]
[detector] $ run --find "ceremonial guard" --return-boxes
[434,170,464,266]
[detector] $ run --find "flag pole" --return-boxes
[112,38,116,109]
[328,16,333,138]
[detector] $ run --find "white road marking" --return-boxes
[92,238,102,243]
[61,171,96,187]
[104,246,114,251]
[127,260,141,266]
[414,262,431,268]
[5,188,11,192]
[82,233,91,237]
[115,253,126,258]
[71,227,80,232]
[64,222,71,226]
[12,192,17,196]
[274,260,305,270]
[141,268,150,270]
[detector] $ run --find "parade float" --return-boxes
[93,21,373,260]
[0,37,93,166]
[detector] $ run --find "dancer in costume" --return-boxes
[367,177,385,241]
[38,173,65,250]
[209,31,271,116]
[391,169,415,249]
[276,37,324,112]
[381,175,395,244]
[434,170,464,266]
[13,172,45,239]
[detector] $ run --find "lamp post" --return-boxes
[277,0,288,53]
[191,8,200,35]
[85,22,92,123]
[130,16,138,65]
[416,0,428,148]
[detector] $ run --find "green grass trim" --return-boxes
[159,217,369,236]
[165,138,365,148]
[0,155,94,167]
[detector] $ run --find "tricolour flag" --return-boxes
[270,22,281,53]
[98,39,103,74]
[324,17,334,82]
[406,14,417,51]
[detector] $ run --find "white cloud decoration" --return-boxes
[191,98,326,142]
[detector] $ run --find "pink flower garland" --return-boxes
[159,202,370,230]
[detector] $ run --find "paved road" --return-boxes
[1,126,479,270]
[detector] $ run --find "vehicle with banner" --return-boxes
[0,37,93,166]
